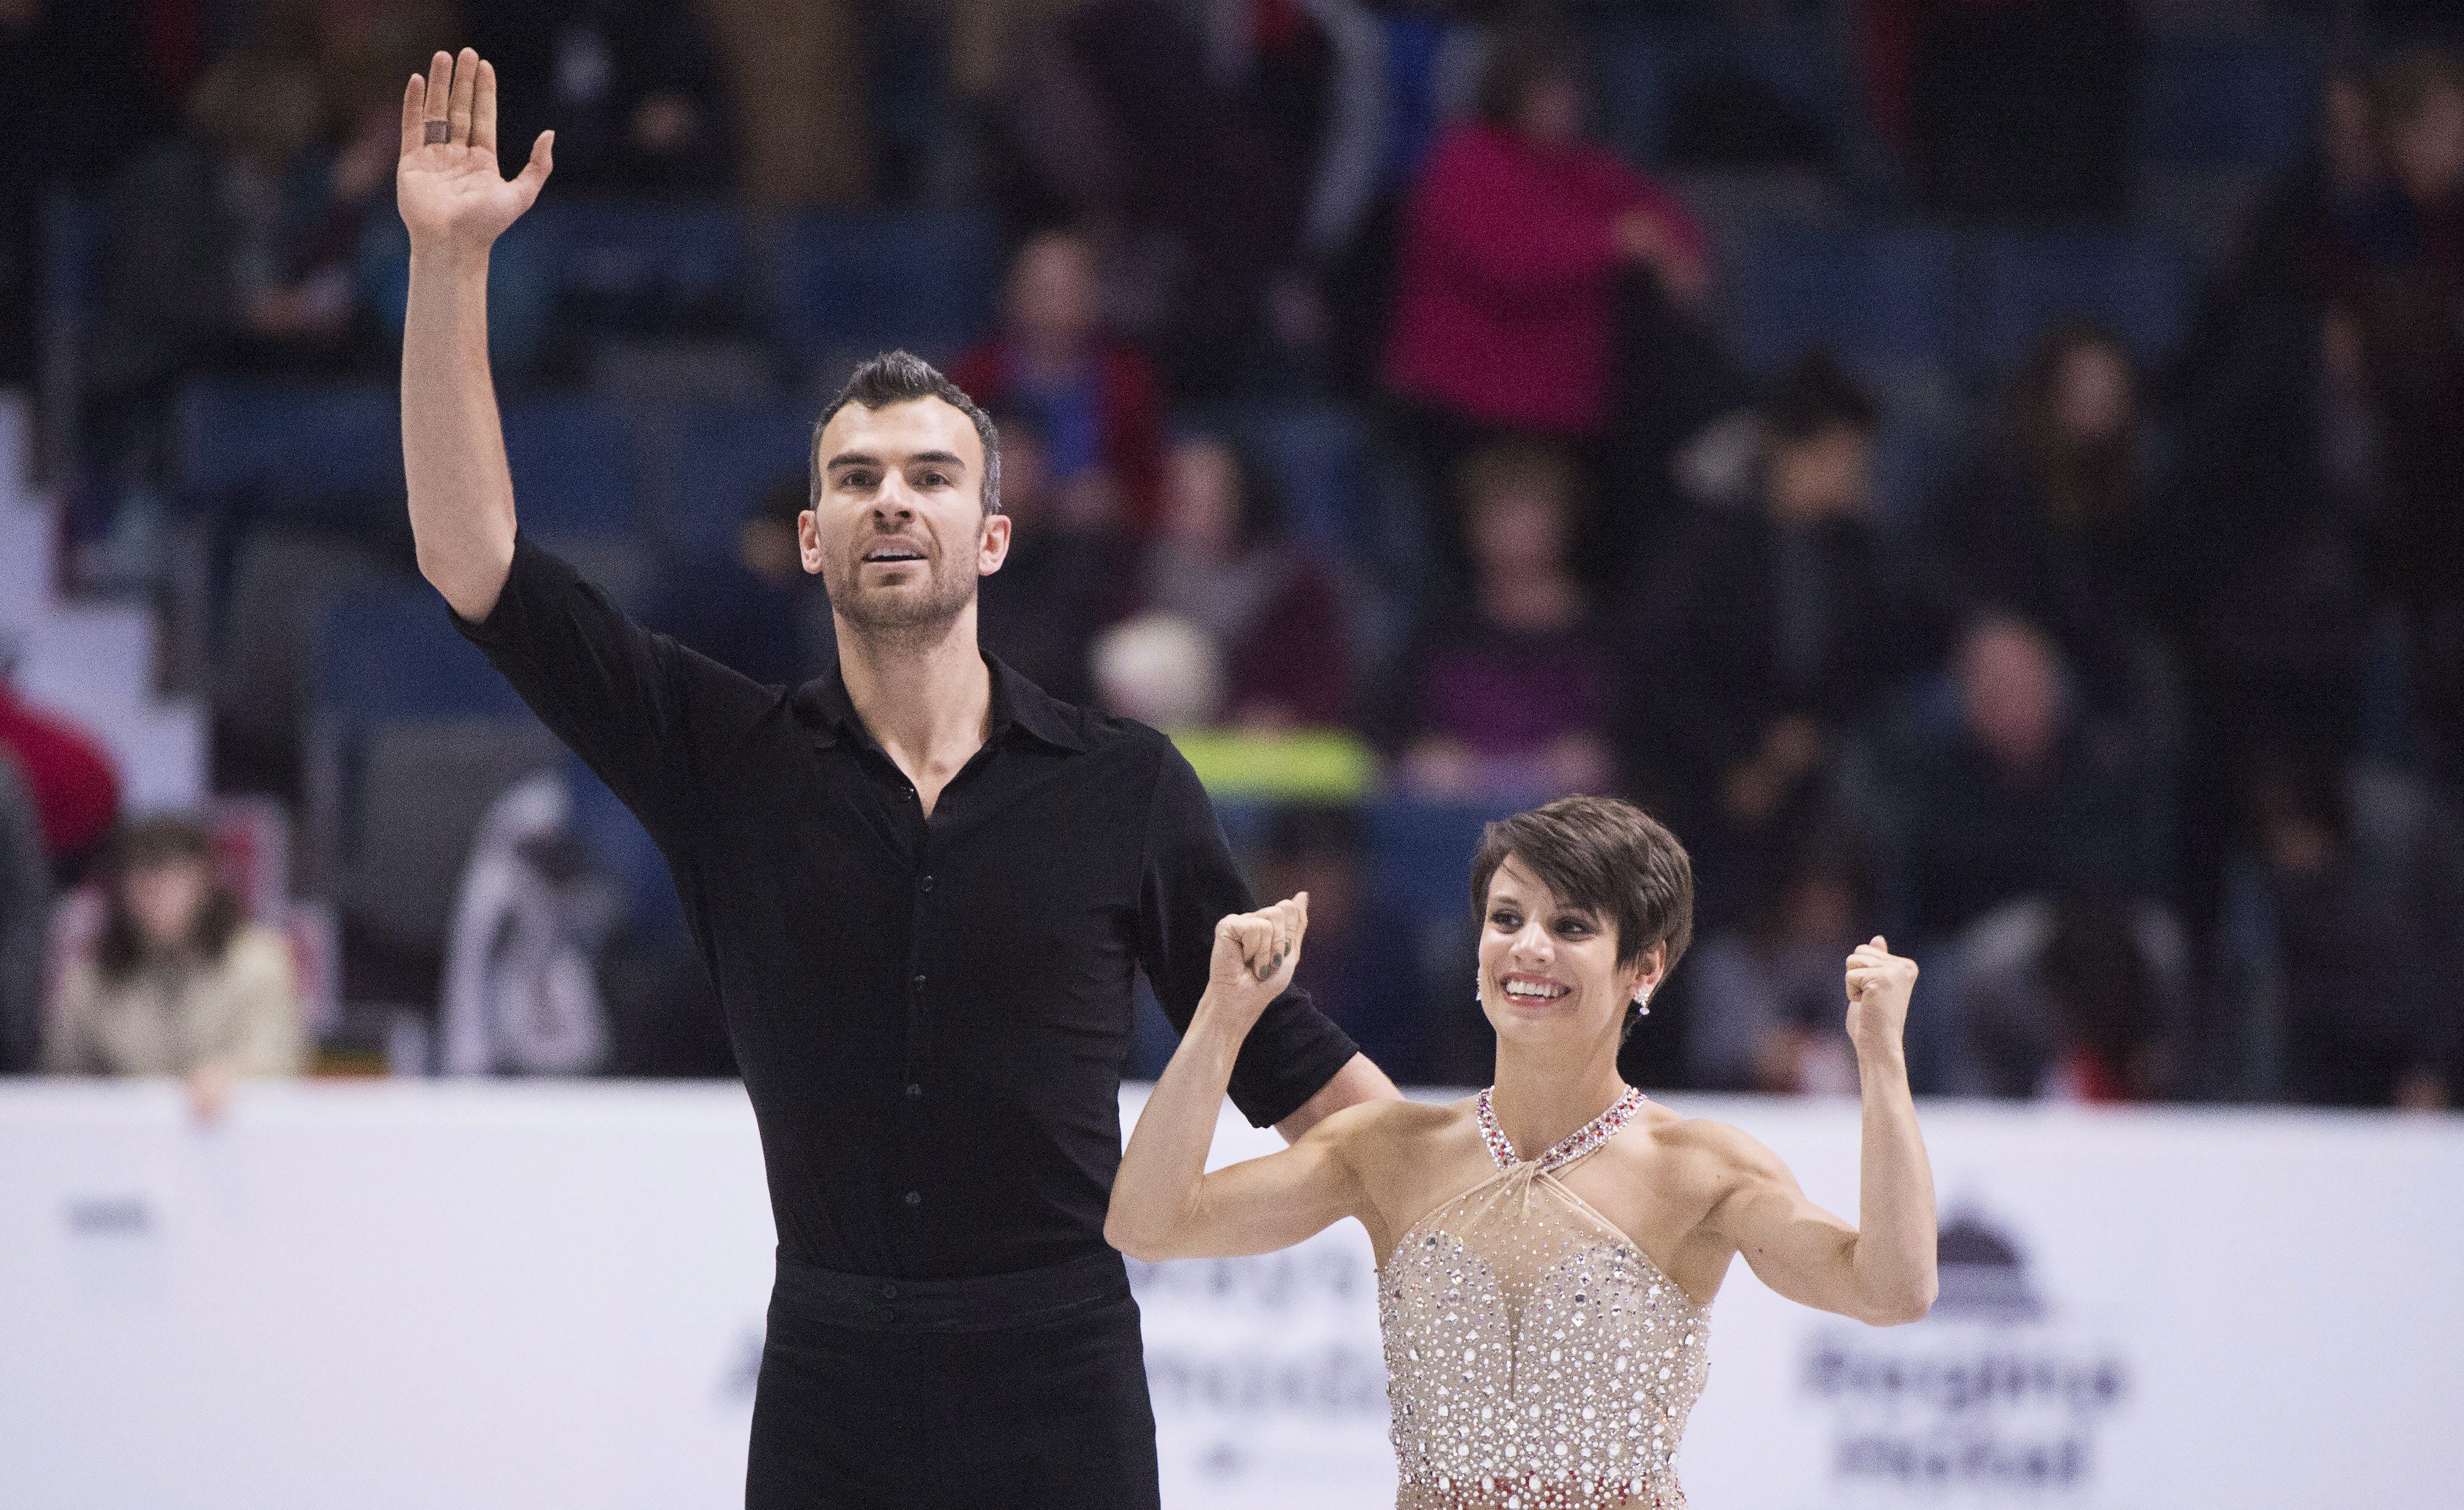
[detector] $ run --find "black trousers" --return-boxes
[745,1249,1161,1509]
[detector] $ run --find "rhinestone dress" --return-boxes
[1378,1088,1710,1509]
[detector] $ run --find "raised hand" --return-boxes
[1202,893,1309,1035]
[397,48,552,256]
[1843,935,1917,1061]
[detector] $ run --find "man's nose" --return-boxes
[870,476,916,520]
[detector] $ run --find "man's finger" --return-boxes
[424,50,452,131]
[448,47,479,148]
[400,73,425,160]
[513,130,554,204]
[474,58,498,157]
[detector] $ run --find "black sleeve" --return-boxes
[1135,741,1362,1126]
[448,532,770,841]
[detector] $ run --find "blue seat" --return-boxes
[2133,34,2320,171]
[1365,799,1517,937]
[562,754,685,937]
[174,381,401,509]
[527,196,747,310]
[1597,15,1854,166]
[665,400,815,556]
[1725,226,1958,376]
[501,394,637,539]
[1231,404,1370,560]
[1974,233,2190,377]
[316,587,532,730]
[772,211,1001,362]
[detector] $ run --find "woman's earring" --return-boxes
[1633,989,1652,1017]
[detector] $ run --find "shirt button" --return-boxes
[905,1082,923,1099]
[920,874,936,892]
[880,1282,899,1299]
[904,1190,921,1207]
[912,973,927,991]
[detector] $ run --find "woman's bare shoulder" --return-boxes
[1624,1104,1790,1185]
[1316,1093,1476,1164]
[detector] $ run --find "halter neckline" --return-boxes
[1476,1085,1647,1173]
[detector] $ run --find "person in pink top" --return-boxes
[1382,23,1706,439]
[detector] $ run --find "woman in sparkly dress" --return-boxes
[1109,795,1939,1508]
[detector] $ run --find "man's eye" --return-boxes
[920,471,950,487]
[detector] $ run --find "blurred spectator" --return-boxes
[1917,323,2163,719]
[951,229,1167,530]
[0,0,178,387]
[1883,614,2171,944]
[1381,18,1708,538]
[2342,52,2464,775]
[0,673,122,883]
[699,0,871,206]
[441,775,618,1076]
[637,474,833,688]
[1141,435,1354,727]
[1390,441,1614,803]
[1861,0,2137,222]
[2220,753,2464,1110]
[1253,804,1442,1081]
[2161,301,2378,936]
[80,17,414,537]
[0,758,48,1073]
[2203,68,2385,320]
[983,0,1322,384]
[1948,894,2185,1102]
[42,816,303,1120]
[978,409,1129,706]
[1620,354,1921,930]
[1092,612,1225,730]
[1683,827,1875,1096]
[1244,0,1496,383]
[470,0,736,192]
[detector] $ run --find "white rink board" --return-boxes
[1,1082,2459,1508]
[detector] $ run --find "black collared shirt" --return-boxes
[453,536,1358,1277]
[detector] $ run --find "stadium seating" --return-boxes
[771,209,1001,369]
[304,587,548,936]
[663,400,815,556]
[1974,231,2192,377]
[1723,225,1959,377]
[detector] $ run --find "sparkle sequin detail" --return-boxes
[1381,1088,1709,1509]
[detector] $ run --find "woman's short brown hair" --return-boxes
[1469,796,1694,974]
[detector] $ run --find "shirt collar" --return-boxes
[795,652,1085,754]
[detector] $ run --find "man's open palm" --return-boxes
[397,48,552,254]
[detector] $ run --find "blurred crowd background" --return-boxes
[2,0,2461,1115]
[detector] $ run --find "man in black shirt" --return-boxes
[395,50,1395,1508]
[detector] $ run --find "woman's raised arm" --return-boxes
[1107,895,1372,1261]
[1698,939,1937,1325]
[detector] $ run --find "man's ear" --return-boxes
[797,508,826,574]
[978,511,1014,575]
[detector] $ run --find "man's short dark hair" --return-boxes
[1764,352,1879,448]
[811,350,1002,515]
[1470,796,1695,975]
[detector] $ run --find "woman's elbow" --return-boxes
[1860,1274,1938,1327]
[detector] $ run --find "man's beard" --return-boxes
[826,551,978,648]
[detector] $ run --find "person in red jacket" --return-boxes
[949,228,1168,533]
[1383,29,1705,435]
[1379,19,1707,584]
[0,676,122,883]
